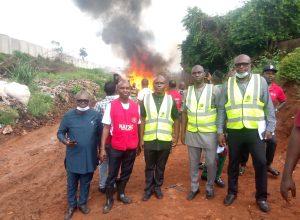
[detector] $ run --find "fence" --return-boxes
[0,34,100,69]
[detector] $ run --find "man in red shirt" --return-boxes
[168,80,182,112]
[264,65,286,112]
[263,65,286,176]
[281,110,300,201]
[100,80,141,214]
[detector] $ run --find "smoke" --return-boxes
[73,0,168,73]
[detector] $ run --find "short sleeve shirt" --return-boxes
[269,83,286,104]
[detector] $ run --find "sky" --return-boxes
[0,0,244,72]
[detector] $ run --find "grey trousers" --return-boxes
[188,145,217,192]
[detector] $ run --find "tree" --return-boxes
[51,41,63,60]
[181,0,300,73]
[79,47,88,61]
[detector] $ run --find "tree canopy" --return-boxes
[181,0,300,73]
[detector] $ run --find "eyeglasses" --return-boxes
[154,82,165,85]
[235,63,250,67]
[76,99,89,103]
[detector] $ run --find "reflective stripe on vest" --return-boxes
[186,84,217,132]
[143,94,173,141]
[225,74,265,129]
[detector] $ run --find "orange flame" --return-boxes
[127,57,154,90]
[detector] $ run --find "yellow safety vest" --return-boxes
[186,84,217,132]
[225,74,265,129]
[143,93,174,141]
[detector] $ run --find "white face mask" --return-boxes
[236,71,249,79]
[76,106,90,111]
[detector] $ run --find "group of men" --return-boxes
[57,53,299,219]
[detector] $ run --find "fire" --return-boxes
[127,57,154,90]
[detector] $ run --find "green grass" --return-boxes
[0,106,19,125]
[27,93,54,118]
[36,68,111,87]
[9,60,37,85]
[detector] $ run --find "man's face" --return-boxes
[179,82,185,90]
[263,70,276,84]
[153,76,166,94]
[191,66,205,83]
[234,56,251,74]
[118,81,131,99]
[76,99,89,108]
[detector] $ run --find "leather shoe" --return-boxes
[215,177,225,188]
[78,204,90,214]
[64,207,76,220]
[206,189,214,199]
[257,200,270,212]
[224,194,236,206]
[154,187,163,199]
[142,191,152,201]
[267,166,280,177]
[118,193,132,204]
[186,189,199,201]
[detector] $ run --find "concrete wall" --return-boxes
[0,34,99,69]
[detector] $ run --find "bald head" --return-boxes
[117,79,130,88]
[191,65,204,73]
[153,74,166,83]
[75,90,91,101]
[153,75,167,94]
[234,54,251,65]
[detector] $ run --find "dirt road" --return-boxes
[0,119,300,220]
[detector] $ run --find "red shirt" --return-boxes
[168,90,182,111]
[269,83,286,105]
[295,110,300,128]
[110,99,139,151]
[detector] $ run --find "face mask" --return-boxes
[236,71,249,79]
[76,106,90,111]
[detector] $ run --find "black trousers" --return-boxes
[227,128,267,201]
[144,149,170,193]
[105,147,136,189]
[240,136,277,166]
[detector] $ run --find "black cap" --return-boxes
[263,65,277,73]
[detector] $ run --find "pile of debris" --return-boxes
[0,79,101,138]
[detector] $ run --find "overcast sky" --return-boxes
[0,0,244,71]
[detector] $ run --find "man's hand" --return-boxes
[218,133,227,147]
[264,131,272,140]
[280,176,296,202]
[64,138,77,147]
[136,140,144,156]
[136,146,142,156]
[100,148,107,162]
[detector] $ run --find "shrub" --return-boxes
[12,50,32,62]
[71,84,82,95]
[0,53,7,62]
[278,48,300,83]
[9,60,37,85]
[27,93,53,118]
[0,106,19,125]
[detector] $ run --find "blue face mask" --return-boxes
[236,71,249,79]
